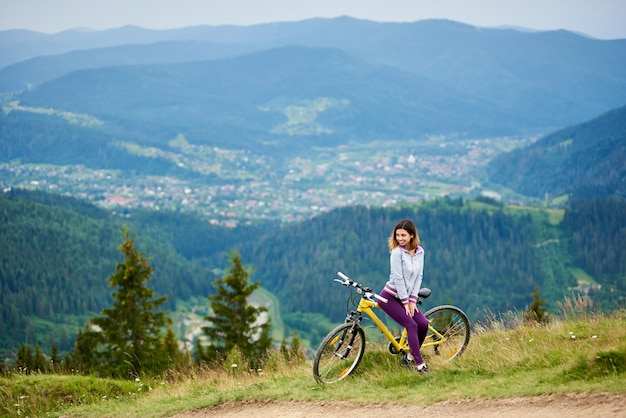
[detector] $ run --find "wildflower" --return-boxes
[231,363,238,368]
[592,335,598,339]
[135,377,140,382]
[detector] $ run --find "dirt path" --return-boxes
[173,393,625,417]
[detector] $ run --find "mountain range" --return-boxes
[1,17,625,205]
[2,17,625,148]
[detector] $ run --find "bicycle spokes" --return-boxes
[329,333,342,345]
[313,323,366,384]
[424,305,470,361]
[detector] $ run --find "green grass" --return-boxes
[2,309,625,417]
[4,101,104,127]
[570,267,598,285]
[0,374,140,417]
[474,201,565,226]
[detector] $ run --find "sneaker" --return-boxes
[401,354,415,366]
[416,363,430,374]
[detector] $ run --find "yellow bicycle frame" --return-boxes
[356,295,446,352]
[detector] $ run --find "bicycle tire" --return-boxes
[312,322,366,384]
[423,305,470,360]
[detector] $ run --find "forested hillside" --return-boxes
[561,198,626,307]
[486,105,626,199]
[0,111,186,174]
[0,190,218,354]
[3,189,624,358]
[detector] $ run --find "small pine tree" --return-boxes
[194,338,206,365]
[33,344,47,373]
[279,337,289,360]
[69,325,101,373]
[203,250,272,368]
[162,325,183,367]
[90,227,170,377]
[289,329,306,364]
[50,342,59,373]
[525,285,551,324]
[15,344,33,373]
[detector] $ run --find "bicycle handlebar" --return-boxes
[335,271,388,304]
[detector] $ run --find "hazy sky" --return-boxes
[1,0,625,39]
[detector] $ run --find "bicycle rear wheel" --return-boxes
[423,305,470,360]
[312,322,366,384]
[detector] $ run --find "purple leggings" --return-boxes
[379,288,429,364]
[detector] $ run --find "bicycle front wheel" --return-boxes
[312,322,366,384]
[423,305,470,360]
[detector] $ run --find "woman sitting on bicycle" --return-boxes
[378,219,430,373]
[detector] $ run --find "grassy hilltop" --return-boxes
[2,299,625,417]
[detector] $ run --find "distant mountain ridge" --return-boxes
[2,17,626,130]
[0,41,261,92]
[15,45,517,149]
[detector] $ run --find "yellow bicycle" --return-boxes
[313,272,470,384]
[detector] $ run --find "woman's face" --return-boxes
[395,228,413,247]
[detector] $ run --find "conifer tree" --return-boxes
[162,324,184,367]
[525,285,551,324]
[289,329,306,363]
[70,326,100,373]
[203,250,272,368]
[194,338,205,365]
[33,344,47,372]
[15,344,33,373]
[90,227,171,377]
[279,337,289,360]
[50,342,59,372]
